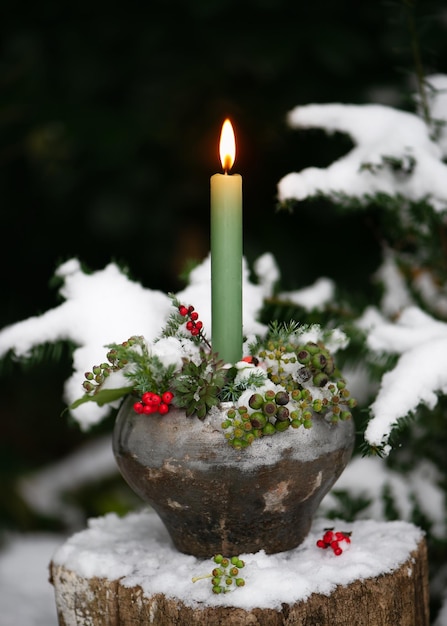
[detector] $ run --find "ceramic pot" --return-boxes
[112,397,355,557]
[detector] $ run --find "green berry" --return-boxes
[221,420,232,429]
[291,389,302,401]
[311,353,327,369]
[214,554,223,564]
[236,578,245,587]
[313,371,329,387]
[264,389,276,401]
[262,422,276,436]
[263,401,277,417]
[297,349,311,364]
[312,399,323,412]
[248,393,264,410]
[305,342,320,355]
[275,390,289,405]
[232,438,247,449]
[275,419,290,432]
[250,412,267,428]
[324,356,335,375]
[276,405,290,421]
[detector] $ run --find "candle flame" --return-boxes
[219,119,236,172]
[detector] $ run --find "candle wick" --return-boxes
[222,154,232,174]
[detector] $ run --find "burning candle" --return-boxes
[210,119,243,364]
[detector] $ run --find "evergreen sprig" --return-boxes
[172,349,226,419]
[71,335,175,410]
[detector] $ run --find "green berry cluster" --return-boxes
[221,390,294,449]
[223,384,355,449]
[192,555,245,594]
[258,339,338,391]
[82,336,138,393]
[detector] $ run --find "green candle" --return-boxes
[210,119,243,364]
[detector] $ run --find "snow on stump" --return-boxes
[49,510,429,626]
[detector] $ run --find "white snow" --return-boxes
[320,456,446,539]
[357,306,447,448]
[51,508,424,611]
[277,276,335,311]
[19,435,116,529]
[278,101,447,211]
[0,533,61,626]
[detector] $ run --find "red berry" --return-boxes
[188,305,194,313]
[191,327,199,336]
[158,402,169,415]
[186,321,194,331]
[333,546,343,556]
[316,539,328,549]
[178,305,188,316]
[195,321,203,330]
[142,391,155,404]
[150,394,161,405]
[323,531,334,543]
[190,311,199,321]
[143,403,158,414]
[133,402,144,414]
[162,391,174,404]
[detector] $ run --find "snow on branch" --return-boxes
[0,255,278,429]
[360,306,447,450]
[278,93,447,212]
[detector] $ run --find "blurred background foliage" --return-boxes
[1,0,447,535]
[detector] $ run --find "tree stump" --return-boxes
[49,510,430,626]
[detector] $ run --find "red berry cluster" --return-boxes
[133,391,174,415]
[178,304,203,337]
[316,529,351,556]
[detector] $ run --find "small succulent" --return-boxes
[172,349,226,419]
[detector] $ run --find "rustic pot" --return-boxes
[112,396,355,557]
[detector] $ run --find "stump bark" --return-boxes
[50,533,429,626]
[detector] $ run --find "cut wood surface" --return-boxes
[49,512,430,626]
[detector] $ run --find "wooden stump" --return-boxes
[49,511,430,626]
